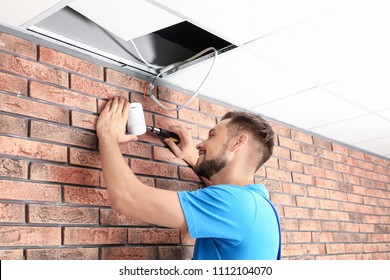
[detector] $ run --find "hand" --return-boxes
[164,125,198,167]
[96,97,138,143]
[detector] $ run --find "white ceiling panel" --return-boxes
[247,0,390,85]
[0,0,70,27]
[164,48,312,108]
[378,109,390,121]
[69,0,183,40]
[150,0,349,45]
[324,74,390,112]
[251,87,367,129]
[311,114,390,145]
[355,136,390,157]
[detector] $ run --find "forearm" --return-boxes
[99,134,142,212]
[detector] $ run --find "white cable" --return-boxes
[149,47,218,111]
[129,39,165,70]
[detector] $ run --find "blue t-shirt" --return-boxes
[178,184,281,260]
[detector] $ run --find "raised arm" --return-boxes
[96,97,187,230]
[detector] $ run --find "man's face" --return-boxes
[194,120,231,180]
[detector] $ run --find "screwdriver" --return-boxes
[146,126,180,143]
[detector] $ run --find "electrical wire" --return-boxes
[129,39,218,111]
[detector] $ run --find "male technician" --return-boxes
[96,97,281,260]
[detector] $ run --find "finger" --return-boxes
[117,97,125,113]
[122,99,130,116]
[111,96,119,112]
[164,138,182,156]
[102,98,113,112]
[168,125,189,139]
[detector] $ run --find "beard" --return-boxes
[194,144,228,180]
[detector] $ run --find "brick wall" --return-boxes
[0,30,389,260]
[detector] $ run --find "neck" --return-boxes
[209,164,255,186]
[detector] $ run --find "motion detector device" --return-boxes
[126,102,146,135]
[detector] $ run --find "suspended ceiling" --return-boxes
[0,0,389,160]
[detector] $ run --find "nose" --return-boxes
[196,141,204,150]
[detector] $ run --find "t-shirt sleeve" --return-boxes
[178,186,256,246]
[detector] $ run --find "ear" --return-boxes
[230,134,249,152]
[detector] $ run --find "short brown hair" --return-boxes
[221,111,274,170]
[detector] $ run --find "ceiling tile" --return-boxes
[0,0,67,26]
[247,0,390,85]
[152,0,348,45]
[378,109,390,121]
[164,48,312,108]
[324,74,390,112]
[355,136,390,157]
[69,0,183,40]
[250,87,367,129]
[311,114,390,144]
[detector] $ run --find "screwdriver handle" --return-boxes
[159,129,180,143]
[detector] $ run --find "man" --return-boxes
[96,97,281,260]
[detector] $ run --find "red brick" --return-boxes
[0,203,25,223]
[314,157,334,169]
[321,221,340,231]
[106,69,149,93]
[326,243,345,254]
[316,255,338,260]
[282,182,307,196]
[156,179,199,192]
[307,187,329,198]
[282,244,303,257]
[347,193,364,204]
[328,190,347,201]
[291,151,315,164]
[70,74,127,99]
[100,209,148,226]
[30,82,97,112]
[0,249,23,260]
[283,206,310,218]
[255,166,266,177]
[266,167,292,182]
[302,144,323,157]
[0,93,69,124]
[0,158,27,178]
[0,180,61,202]
[270,193,296,206]
[296,196,319,208]
[323,150,343,163]
[26,248,98,260]
[309,209,330,220]
[40,47,103,80]
[119,141,152,158]
[131,92,177,117]
[178,108,216,128]
[131,158,178,178]
[153,146,186,165]
[70,148,101,168]
[313,137,332,150]
[319,199,340,210]
[278,137,302,151]
[312,232,334,243]
[0,72,27,95]
[292,173,314,185]
[30,121,97,149]
[285,231,312,243]
[271,123,290,137]
[291,130,313,144]
[63,186,109,206]
[304,165,326,177]
[71,111,97,130]
[181,229,196,245]
[128,228,180,244]
[303,244,326,255]
[178,166,202,182]
[325,170,343,181]
[332,143,349,155]
[157,246,194,260]
[0,114,27,136]
[298,220,321,231]
[30,163,100,186]
[0,135,67,162]
[273,146,290,159]
[0,32,37,58]
[155,114,199,138]
[101,246,156,260]
[0,226,61,246]
[0,52,68,87]
[158,86,199,110]
[63,227,127,245]
[28,205,98,224]
[199,100,229,117]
